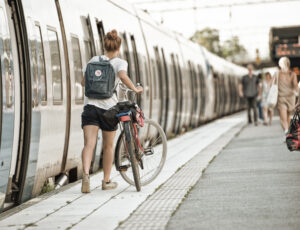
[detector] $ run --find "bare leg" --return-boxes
[278,108,288,132]
[268,109,273,125]
[102,130,117,182]
[263,107,268,124]
[82,125,99,174]
[287,111,292,131]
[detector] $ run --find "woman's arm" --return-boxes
[293,72,298,90]
[118,70,143,94]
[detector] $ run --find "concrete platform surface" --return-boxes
[166,119,300,230]
[0,113,245,230]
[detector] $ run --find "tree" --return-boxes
[190,28,247,63]
[190,27,222,56]
[222,36,247,62]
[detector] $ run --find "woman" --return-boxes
[81,30,143,193]
[261,72,273,125]
[275,57,298,140]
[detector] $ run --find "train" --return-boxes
[0,0,247,212]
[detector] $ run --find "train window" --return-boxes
[142,56,150,97]
[121,33,133,80]
[130,35,140,83]
[84,15,96,57]
[197,64,206,115]
[71,36,84,103]
[151,58,158,99]
[0,8,13,108]
[170,54,178,98]
[175,54,183,95]
[30,29,39,107]
[47,29,63,104]
[84,40,93,63]
[35,24,47,104]
[96,20,105,54]
[154,47,163,99]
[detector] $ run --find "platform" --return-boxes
[0,113,245,230]
[166,119,300,230]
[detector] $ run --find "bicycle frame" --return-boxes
[117,111,144,155]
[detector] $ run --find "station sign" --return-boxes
[275,43,300,58]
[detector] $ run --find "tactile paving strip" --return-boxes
[116,124,244,230]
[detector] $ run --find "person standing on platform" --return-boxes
[275,57,298,139]
[239,64,261,126]
[261,72,273,125]
[257,72,264,121]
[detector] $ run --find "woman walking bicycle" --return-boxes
[81,29,143,193]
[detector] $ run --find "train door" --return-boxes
[170,53,179,134]
[198,64,206,122]
[0,0,15,211]
[160,48,169,132]
[55,0,71,174]
[153,47,165,128]
[175,54,183,133]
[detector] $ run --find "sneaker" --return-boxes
[283,135,287,143]
[254,122,258,126]
[81,173,90,193]
[102,180,118,190]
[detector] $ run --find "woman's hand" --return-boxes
[134,86,143,94]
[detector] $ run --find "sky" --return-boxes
[129,0,300,62]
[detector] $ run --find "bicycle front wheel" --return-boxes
[116,119,167,186]
[124,121,141,191]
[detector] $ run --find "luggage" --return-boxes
[103,101,145,127]
[85,56,116,99]
[286,106,300,151]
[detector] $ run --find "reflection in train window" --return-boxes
[30,30,39,107]
[47,29,63,104]
[0,7,13,108]
[35,24,47,104]
[96,20,105,54]
[71,36,84,103]
[121,33,133,79]
[151,59,158,99]
[143,56,150,97]
[84,40,93,63]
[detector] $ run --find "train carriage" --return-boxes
[0,0,246,212]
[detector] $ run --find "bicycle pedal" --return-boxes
[118,165,129,171]
[144,147,154,156]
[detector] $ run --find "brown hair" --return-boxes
[104,29,121,52]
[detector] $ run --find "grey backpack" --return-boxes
[85,56,116,99]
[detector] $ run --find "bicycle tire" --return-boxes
[116,119,167,186]
[124,121,141,192]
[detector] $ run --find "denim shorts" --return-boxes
[81,104,118,131]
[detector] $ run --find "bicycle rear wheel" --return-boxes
[116,119,167,186]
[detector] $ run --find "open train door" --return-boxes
[0,0,16,211]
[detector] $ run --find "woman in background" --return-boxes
[261,72,273,125]
[275,57,298,140]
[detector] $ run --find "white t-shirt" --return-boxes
[83,55,128,110]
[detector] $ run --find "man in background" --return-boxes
[239,64,262,126]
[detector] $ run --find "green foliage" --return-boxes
[190,28,247,62]
[190,27,222,56]
[222,36,247,62]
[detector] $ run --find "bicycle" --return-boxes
[114,84,167,191]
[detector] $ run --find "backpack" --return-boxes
[85,56,116,99]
